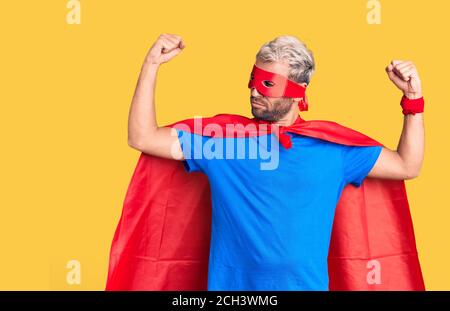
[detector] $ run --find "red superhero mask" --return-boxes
[247,64,309,111]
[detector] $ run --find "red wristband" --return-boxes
[400,95,424,115]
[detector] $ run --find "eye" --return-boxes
[262,80,274,87]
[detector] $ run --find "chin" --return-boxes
[251,109,274,122]
[251,107,263,119]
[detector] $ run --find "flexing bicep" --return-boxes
[128,126,185,160]
[367,147,413,180]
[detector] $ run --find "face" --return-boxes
[249,60,306,122]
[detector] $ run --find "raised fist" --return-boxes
[145,33,185,65]
[386,60,422,99]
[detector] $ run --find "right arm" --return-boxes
[127,33,186,160]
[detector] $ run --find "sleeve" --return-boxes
[342,144,383,187]
[176,129,208,173]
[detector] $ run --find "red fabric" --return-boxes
[105,113,425,291]
[401,96,424,115]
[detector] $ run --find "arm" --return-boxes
[368,60,425,180]
[127,33,186,160]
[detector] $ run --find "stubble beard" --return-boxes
[251,97,293,122]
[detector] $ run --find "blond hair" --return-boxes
[256,35,315,85]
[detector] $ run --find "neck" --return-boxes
[272,108,300,127]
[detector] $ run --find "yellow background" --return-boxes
[0,0,448,290]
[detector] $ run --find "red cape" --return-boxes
[105,114,425,290]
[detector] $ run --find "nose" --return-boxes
[250,87,260,97]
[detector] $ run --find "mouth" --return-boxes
[251,101,266,108]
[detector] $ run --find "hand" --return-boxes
[145,33,185,65]
[385,60,422,99]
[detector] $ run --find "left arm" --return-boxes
[368,60,425,180]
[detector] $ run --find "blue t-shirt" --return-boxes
[176,129,382,291]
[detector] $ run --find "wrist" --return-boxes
[141,62,160,77]
[143,59,161,70]
[400,95,424,115]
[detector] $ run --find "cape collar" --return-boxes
[254,115,306,149]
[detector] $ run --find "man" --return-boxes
[122,33,425,290]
